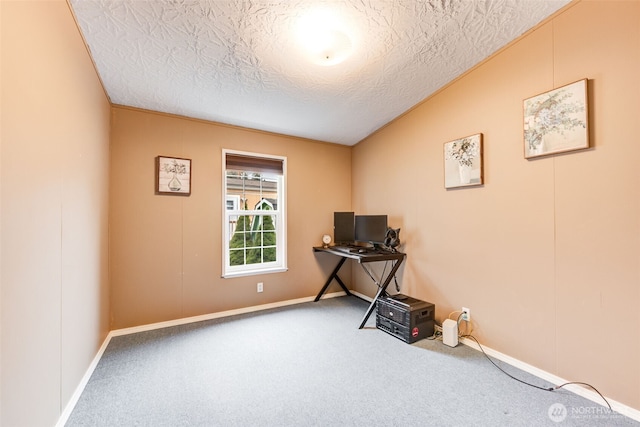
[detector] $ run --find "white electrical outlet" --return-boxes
[461,307,470,322]
[257,282,263,293]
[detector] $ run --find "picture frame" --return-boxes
[523,79,589,159]
[156,156,191,196]
[444,133,483,189]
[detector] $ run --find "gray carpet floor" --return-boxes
[66,297,638,426]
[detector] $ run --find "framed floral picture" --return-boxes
[523,79,589,159]
[156,156,191,196]
[444,133,483,189]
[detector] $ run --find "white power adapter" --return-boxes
[442,319,459,347]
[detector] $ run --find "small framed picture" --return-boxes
[156,156,191,196]
[444,133,483,189]
[523,79,589,159]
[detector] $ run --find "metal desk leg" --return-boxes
[314,257,351,301]
[358,258,404,329]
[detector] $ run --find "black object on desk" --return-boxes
[312,246,406,329]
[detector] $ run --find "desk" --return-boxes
[312,246,406,329]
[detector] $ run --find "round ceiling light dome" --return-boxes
[304,29,352,66]
[296,9,354,66]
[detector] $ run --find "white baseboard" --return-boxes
[350,290,373,302]
[110,291,347,336]
[56,333,113,427]
[459,337,640,422]
[56,292,640,425]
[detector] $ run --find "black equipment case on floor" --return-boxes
[376,294,435,343]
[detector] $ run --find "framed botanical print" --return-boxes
[444,133,483,189]
[523,79,589,159]
[156,156,191,196]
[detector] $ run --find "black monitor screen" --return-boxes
[333,212,355,244]
[355,215,388,244]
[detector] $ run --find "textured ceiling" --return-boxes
[70,0,571,145]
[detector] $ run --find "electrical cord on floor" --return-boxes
[460,334,612,411]
[427,330,442,341]
[553,382,612,411]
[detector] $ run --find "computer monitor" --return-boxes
[333,212,355,244]
[355,215,388,245]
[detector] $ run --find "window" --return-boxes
[226,195,240,211]
[222,150,286,277]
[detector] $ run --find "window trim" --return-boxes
[222,149,287,278]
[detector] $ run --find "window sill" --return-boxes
[222,267,288,279]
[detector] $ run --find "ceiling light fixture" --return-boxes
[296,9,353,66]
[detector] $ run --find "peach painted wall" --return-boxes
[353,0,640,410]
[109,107,352,329]
[1,1,110,425]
